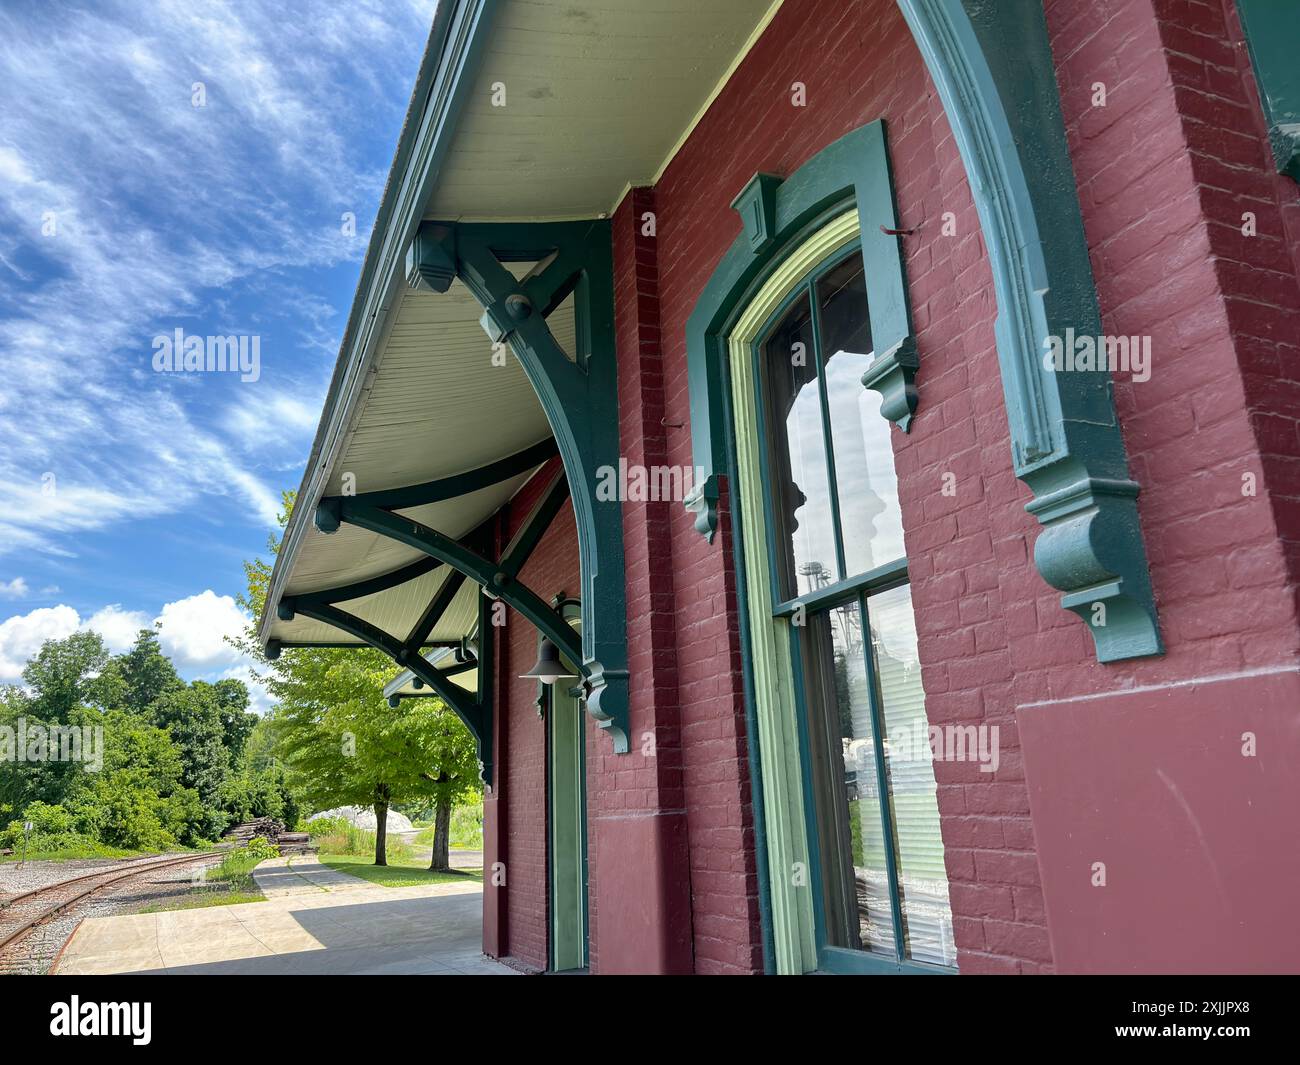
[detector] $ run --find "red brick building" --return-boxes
[259,0,1300,974]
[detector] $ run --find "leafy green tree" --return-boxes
[212,678,258,758]
[263,653,477,865]
[22,630,110,722]
[2,634,113,813]
[113,628,183,711]
[147,682,237,832]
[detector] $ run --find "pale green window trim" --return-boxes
[728,210,860,975]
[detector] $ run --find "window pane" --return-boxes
[816,256,906,575]
[762,292,839,596]
[819,599,897,958]
[866,583,956,967]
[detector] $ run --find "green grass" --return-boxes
[313,825,418,862]
[319,852,483,889]
[411,804,483,850]
[139,890,265,913]
[134,842,272,912]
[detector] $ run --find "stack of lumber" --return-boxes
[276,832,312,855]
[222,817,285,844]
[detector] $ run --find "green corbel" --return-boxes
[895,0,1161,660]
[337,501,584,672]
[407,218,631,751]
[406,222,457,293]
[732,173,783,254]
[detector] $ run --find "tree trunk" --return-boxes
[374,799,389,866]
[429,799,452,872]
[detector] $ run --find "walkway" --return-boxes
[55,857,514,976]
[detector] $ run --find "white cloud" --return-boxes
[0,591,261,707]
[85,605,151,653]
[0,577,29,599]
[0,605,80,682]
[155,589,251,670]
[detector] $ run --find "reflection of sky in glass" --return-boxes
[784,376,838,594]
[824,353,905,575]
[867,580,920,668]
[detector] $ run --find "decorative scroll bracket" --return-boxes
[405,219,631,751]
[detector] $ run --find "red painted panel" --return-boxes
[1018,668,1300,973]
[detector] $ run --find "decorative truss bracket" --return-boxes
[402,218,631,751]
[288,598,497,787]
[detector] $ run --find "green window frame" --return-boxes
[1237,0,1300,182]
[733,221,954,975]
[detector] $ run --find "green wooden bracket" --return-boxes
[281,556,442,614]
[337,501,585,671]
[1238,0,1300,181]
[294,600,494,786]
[407,218,630,752]
[341,439,558,511]
[405,569,468,654]
[896,0,1162,661]
[500,470,571,576]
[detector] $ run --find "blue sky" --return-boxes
[0,0,436,703]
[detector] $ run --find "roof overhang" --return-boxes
[258,0,780,667]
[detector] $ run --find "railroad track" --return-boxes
[0,850,222,973]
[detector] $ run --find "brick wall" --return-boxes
[490,0,1300,975]
[492,458,579,972]
[643,0,1051,973]
[1041,0,1300,695]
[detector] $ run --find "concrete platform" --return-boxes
[252,855,381,897]
[56,865,513,975]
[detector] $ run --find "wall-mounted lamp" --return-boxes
[519,637,577,687]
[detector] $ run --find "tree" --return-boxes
[211,678,258,758]
[262,651,477,865]
[22,630,110,723]
[113,629,183,711]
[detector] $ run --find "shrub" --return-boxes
[305,815,350,839]
[1,803,103,855]
[450,803,484,848]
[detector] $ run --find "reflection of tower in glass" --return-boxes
[797,560,831,591]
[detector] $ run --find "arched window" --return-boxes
[730,210,954,973]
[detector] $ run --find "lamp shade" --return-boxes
[519,637,578,686]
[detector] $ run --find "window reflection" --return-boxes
[762,293,839,597]
[867,584,955,967]
[816,257,906,574]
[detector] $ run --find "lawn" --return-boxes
[138,890,265,913]
[136,842,271,913]
[320,853,483,889]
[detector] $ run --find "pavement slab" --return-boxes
[56,860,513,976]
